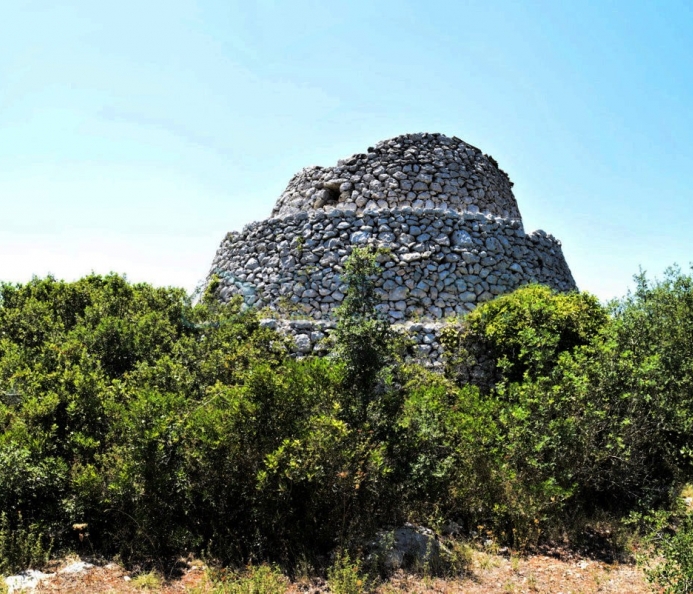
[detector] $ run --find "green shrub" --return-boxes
[131,570,162,590]
[1,265,693,569]
[0,512,53,575]
[646,513,693,593]
[440,271,693,543]
[439,539,473,577]
[332,246,406,421]
[442,284,607,385]
[327,552,366,594]
[609,266,693,486]
[210,564,288,594]
[0,274,292,562]
[395,371,502,531]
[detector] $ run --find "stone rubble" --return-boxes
[4,562,94,593]
[5,569,54,593]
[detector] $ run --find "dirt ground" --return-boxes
[376,551,652,593]
[8,550,653,594]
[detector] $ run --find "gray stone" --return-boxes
[389,286,408,301]
[5,570,56,593]
[369,524,442,571]
[350,231,371,244]
[452,229,473,246]
[400,252,421,263]
[294,334,312,353]
[434,233,451,246]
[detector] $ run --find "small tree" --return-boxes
[332,247,402,425]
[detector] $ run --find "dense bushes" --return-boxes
[440,269,693,543]
[1,262,692,573]
[0,274,294,567]
[447,284,608,383]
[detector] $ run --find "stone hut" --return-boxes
[208,133,576,362]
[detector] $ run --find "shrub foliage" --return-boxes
[0,263,692,570]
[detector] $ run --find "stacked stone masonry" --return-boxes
[258,318,493,375]
[271,133,520,220]
[209,133,577,366]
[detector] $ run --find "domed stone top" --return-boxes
[271,132,521,221]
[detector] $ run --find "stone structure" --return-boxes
[271,133,519,220]
[208,133,576,362]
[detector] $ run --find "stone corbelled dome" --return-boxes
[209,132,576,361]
[272,133,521,221]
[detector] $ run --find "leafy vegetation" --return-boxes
[327,551,367,594]
[0,259,692,580]
[205,564,289,594]
[640,510,693,593]
[131,570,163,590]
[0,512,52,575]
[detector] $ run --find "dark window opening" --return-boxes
[324,187,340,204]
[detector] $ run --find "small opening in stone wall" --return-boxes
[314,185,341,208]
[324,187,340,204]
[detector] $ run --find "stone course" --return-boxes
[208,133,577,366]
[259,318,455,370]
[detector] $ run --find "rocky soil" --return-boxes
[5,552,652,593]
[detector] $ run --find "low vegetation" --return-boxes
[1,250,692,591]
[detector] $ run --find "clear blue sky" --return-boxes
[1,0,692,301]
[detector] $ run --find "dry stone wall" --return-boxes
[272,133,520,220]
[211,208,574,321]
[258,318,491,376]
[209,133,577,367]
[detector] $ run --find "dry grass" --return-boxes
[10,552,651,594]
[376,550,651,593]
[29,558,206,593]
